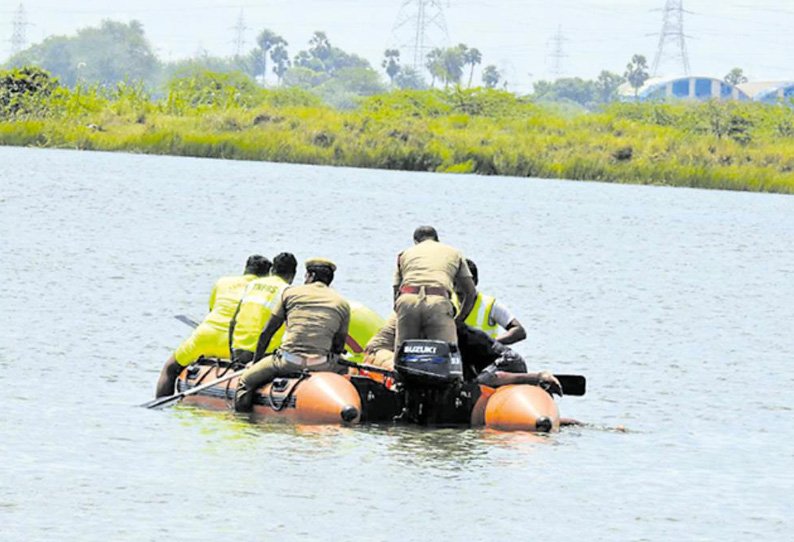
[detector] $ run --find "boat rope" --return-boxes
[268,371,310,412]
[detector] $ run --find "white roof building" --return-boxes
[618,76,751,102]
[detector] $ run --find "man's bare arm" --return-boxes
[495,318,527,345]
[455,276,476,324]
[254,311,285,361]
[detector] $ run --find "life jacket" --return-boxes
[230,275,288,353]
[203,274,258,333]
[345,301,385,363]
[464,292,499,338]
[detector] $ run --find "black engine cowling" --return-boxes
[395,340,463,387]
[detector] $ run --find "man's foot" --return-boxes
[234,384,254,413]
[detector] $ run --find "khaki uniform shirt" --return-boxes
[275,282,351,356]
[393,240,472,293]
[366,313,397,353]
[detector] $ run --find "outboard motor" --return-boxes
[396,340,463,386]
[395,340,472,425]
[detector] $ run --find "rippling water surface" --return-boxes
[1,147,792,541]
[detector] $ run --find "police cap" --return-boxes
[305,257,337,272]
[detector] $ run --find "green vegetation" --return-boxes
[1,67,793,194]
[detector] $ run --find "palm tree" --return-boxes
[382,49,401,86]
[255,29,286,85]
[625,54,649,99]
[464,47,482,88]
[482,65,500,89]
[425,48,443,88]
[270,44,290,85]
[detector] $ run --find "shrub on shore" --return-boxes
[1,67,793,194]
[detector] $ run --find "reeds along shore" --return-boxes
[2,76,793,194]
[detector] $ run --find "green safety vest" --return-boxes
[464,292,499,338]
[345,301,385,363]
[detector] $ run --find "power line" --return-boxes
[390,0,450,70]
[651,0,691,77]
[230,8,247,57]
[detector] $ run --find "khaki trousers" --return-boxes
[394,292,457,352]
[240,351,340,391]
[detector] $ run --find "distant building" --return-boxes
[618,76,750,102]
[737,81,794,103]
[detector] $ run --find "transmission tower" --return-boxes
[547,25,568,79]
[10,3,31,56]
[651,0,691,76]
[231,8,247,57]
[390,0,450,70]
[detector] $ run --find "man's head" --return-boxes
[413,225,439,244]
[466,258,479,286]
[304,258,336,286]
[272,252,297,284]
[245,254,271,277]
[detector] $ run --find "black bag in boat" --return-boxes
[395,340,463,387]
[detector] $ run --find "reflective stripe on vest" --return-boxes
[231,276,288,352]
[465,293,499,338]
[345,301,385,363]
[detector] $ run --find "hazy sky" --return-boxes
[2,0,792,92]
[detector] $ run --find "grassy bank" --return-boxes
[2,71,793,194]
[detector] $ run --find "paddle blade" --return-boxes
[140,395,180,409]
[556,374,586,396]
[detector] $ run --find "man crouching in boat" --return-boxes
[362,312,396,371]
[228,252,298,364]
[155,255,272,398]
[234,258,351,413]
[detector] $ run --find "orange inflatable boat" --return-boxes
[178,361,361,424]
[176,350,565,432]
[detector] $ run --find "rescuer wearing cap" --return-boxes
[155,255,271,398]
[461,258,527,345]
[234,258,351,412]
[392,226,477,351]
[228,252,298,364]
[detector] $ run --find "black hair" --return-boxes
[413,225,439,243]
[245,254,271,276]
[466,258,479,286]
[272,252,297,279]
[307,266,334,286]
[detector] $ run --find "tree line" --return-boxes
[3,19,752,109]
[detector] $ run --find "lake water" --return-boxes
[1,146,792,541]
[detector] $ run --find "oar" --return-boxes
[141,368,245,409]
[175,314,200,328]
[338,359,586,396]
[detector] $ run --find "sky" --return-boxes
[1,0,792,93]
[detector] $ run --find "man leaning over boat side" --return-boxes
[155,255,271,398]
[455,323,561,395]
[461,258,527,345]
[234,258,351,412]
[228,252,298,365]
[392,226,477,352]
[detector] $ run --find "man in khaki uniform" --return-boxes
[234,258,351,412]
[363,312,397,370]
[392,226,477,351]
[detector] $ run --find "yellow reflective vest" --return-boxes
[230,275,288,354]
[345,301,385,363]
[203,274,258,333]
[464,292,499,338]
